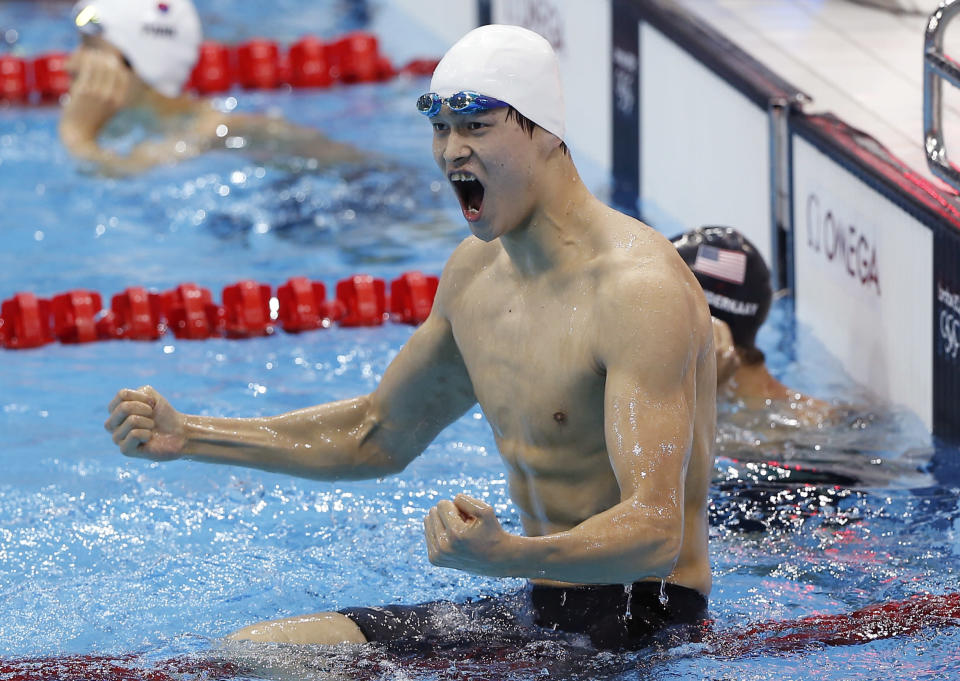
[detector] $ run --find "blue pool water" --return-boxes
[2,2,960,679]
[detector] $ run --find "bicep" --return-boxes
[603,365,694,511]
[599,286,701,508]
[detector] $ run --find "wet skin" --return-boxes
[59,35,363,175]
[105,104,716,642]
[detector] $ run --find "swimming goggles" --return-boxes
[416,91,509,117]
[74,4,104,36]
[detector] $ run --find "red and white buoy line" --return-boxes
[0,31,439,104]
[0,271,439,350]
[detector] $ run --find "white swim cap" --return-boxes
[72,0,202,97]
[431,24,565,141]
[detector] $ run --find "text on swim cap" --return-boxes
[703,290,759,317]
[142,24,176,38]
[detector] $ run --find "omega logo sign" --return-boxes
[499,0,565,54]
[805,193,881,295]
[938,282,960,361]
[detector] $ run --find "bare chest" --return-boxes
[450,287,605,449]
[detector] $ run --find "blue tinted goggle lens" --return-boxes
[416,91,509,117]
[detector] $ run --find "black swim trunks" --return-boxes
[339,581,707,652]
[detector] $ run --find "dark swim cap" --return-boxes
[671,226,772,351]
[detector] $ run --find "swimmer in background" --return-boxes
[672,226,832,424]
[59,0,364,175]
[105,25,716,651]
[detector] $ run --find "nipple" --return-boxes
[659,579,669,607]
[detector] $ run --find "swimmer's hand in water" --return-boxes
[105,386,186,461]
[424,494,518,578]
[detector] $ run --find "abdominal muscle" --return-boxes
[499,437,624,587]
[498,438,711,594]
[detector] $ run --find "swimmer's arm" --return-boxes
[430,270,709,584]
[58,48,182,176]
[108,305,475,480]
[212,112,367,166]
[58,134,200,176]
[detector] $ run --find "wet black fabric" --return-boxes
[339,581,707,652]
[531,581,707,650]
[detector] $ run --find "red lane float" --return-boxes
[400,58,441,77]
[332,32,380,83]
[236,39,280,90]
[0,56,29,102]
[276,277,328,332]
[222,280,272,337]
[336,274,387,326]
[390,271,438,325]
[159,283,220,340]
[51,289,101,344]
[0,292,54,349]
[0,271,437,349]
[288,36,333,88]
[32,52,70,100]
[189,41,233,94]
[107,287,166,341]
[1,30,440,104]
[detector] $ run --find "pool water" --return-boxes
[2,2,960,679]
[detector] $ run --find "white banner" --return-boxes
[638,22,772,263]
[792,135,933,427]
[490,0,612,192]
[372,0,478,64]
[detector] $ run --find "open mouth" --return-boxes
[449,171,485,221]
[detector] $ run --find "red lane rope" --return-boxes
[702,591,960,656]
[1,593,958,677]
[0,271,439,350]
[0,32,439,104]
[0,654,239,681]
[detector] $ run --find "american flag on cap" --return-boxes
[692,245,747,285]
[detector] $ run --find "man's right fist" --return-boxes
[105,385,186,460]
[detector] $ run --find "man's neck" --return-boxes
[499,156,599,278]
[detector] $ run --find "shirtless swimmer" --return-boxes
[61,0,363,175]
[105,24,717,651]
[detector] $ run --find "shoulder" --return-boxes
[433,237,500,314]
[590,217,712,361]
[594,217,704,318]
